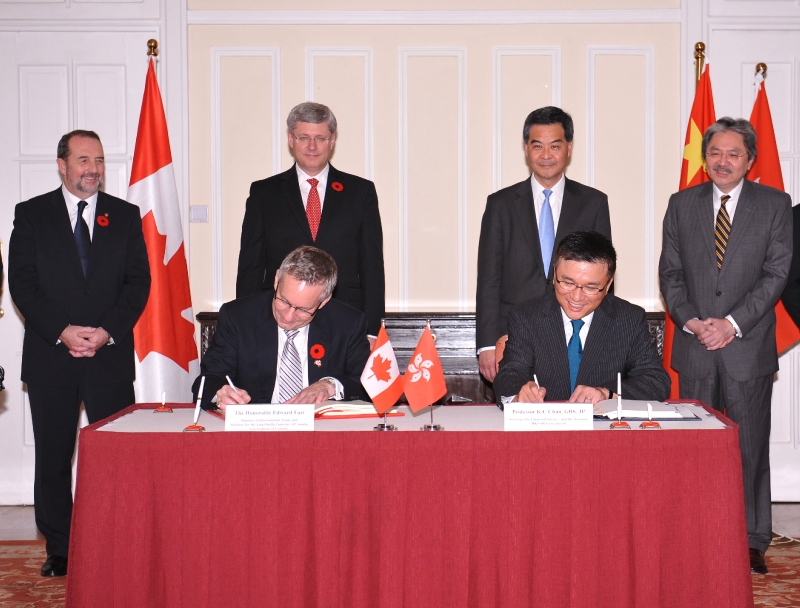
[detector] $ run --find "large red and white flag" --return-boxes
[360,325,404,414]
[402,326,447,413]
[748,74,800,354]
[129,58,199,402]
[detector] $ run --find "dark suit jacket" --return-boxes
[493,290,670,404]
[8,188,151,386]
[192,291,371,409]
[780,203,800,329]
[659,180,793,381]
[476,176,611,350]
[236,164,385,335]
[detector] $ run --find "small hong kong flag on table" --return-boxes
[402,326,447,413]
[361,325,404,414]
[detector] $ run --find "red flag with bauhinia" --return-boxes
[402,326,447,413]
[361,325,404,414]
[748,74,800,354]
[129,58,199,402]
[663,64,717,399]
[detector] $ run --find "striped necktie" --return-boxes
[279,329,304,402]
[715,194,731,269]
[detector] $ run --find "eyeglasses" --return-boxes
[291,133,332,146]
[273,293,320,320]
[554,276,611,296]
[705,150,747,162]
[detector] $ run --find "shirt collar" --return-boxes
[61,184,98,209]
[296,163,330,184]
[531,173,566,200]
[712,178,745,205]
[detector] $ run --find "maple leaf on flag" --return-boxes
[370,354,393,382]
[133,211,197,372]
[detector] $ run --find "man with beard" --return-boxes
[659,117,792,575]
[8,130,151,577]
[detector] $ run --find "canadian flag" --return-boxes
[402,326,447,413]
[129,58,199,402]
[360,325,404,414]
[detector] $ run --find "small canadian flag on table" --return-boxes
[361,325,404,414]
[402,326,447,413]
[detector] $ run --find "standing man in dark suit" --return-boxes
[494,231,669,406]
[195,246,370,409]
[8,130,151,577]
[476,106,611,381]
[236,102,385,343]
[780,203,800,328]
[659,117,793,575]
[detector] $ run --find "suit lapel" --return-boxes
[280,165,314,240]
[690,182,716,266]
[541,294,571,397]
[317,165,343,242]
[512,179,544,273]
[51,189,87,282]
[553,178,582,279]
[719,180,754,279]
[258,295,279,399]
[578,297,612,387]
[87,193,112,281]
[307,312,331,385]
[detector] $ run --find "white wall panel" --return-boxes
[19,66,69,156]
[76,65,127,154]
[19,162,61,201]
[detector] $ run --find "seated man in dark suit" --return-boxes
[494,231,670,406]
[193,246,370,409]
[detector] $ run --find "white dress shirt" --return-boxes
[560,308,594,348]
[297,164,330,210]
[62,185,98,239]
[532,172,566,233]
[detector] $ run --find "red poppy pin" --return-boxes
[331,182,344,192]
[310,344,325,359]
[97,214,109,227]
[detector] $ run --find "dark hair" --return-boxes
[701,117,757,162]
[287,102,337,136]
[277,246,338,301]
[523,106,574,142]
[57,130,102,161]
[553,231,616,278]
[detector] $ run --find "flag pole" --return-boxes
[694,42,705,88]
[373,318,398,431]
[421,319,444,431]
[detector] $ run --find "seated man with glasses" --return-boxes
[193,246,371,409]
[494,231,670,407]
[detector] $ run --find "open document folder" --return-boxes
[315,400,404,419]
[592,399,699,420]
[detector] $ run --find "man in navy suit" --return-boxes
[9,130,151,577]
[494,231,669,406]
[195,246,370,409]
[236,102,385,342]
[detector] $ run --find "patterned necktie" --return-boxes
[567,319,585,393]
[539,189,555,278]
[306,178,322,241]
[715,194,731,269]
[74,200,91,277]
[279,329,303,402]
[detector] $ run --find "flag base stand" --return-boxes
[183,424,205,432]
[610,420,631,430]
[638,420,661,430]
[374,423,397,431]
[421,424,444,431]
[153,405,173,413]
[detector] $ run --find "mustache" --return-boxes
[711,164,733,175]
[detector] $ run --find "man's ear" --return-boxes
[57,158,67,179]
[317,294,333,310]
[273,271,280,292]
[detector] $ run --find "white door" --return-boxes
[0,30,153,504]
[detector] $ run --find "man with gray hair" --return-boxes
[236,102,385,344]
[659,117,793,575]
[194,246,370,408]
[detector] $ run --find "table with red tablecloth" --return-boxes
[66,404,752,607]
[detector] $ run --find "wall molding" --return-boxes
[188,9,681,26]
[586,45,656,309]
[398,47,467,312]
[210,46,281,309]
[492,46,561,193]
[305,47,374,180]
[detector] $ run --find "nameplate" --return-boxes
[225,404,315,432]
[504,403,593,431]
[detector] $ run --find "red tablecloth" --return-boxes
[66,404,752,607]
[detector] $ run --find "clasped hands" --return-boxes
[213,379,335,410]
[684,317,735,351]
[513,382,610,405]
[60,325,109,358]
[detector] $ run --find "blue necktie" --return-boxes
[74,200,91,277]
[568,319,584,392]
[539,189,555,277]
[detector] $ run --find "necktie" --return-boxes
[715,194,731,269]
[306,178,322,241]
[279,329,304,402]
[74,200,91,277]
[539,189,555,278]
[567,319,584,393]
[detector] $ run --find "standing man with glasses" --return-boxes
[476,107,612,382]
[236,102,385,346]
[494,231,669,406]
[194,246,370,409]
[659,117,792,575]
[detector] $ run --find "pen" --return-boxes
[225,375,240,396]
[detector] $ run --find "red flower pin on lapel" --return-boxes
[310,343,325,367]
[97,214,109,227]
[331,182,344,192]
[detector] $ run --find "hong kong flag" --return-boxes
[129,58,199,402]
[402,326,447,413]
[360,325,404,414]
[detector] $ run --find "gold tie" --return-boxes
[715,194,731,269]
